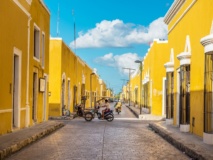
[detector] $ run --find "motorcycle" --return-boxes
[84,107,114,122]
[115,106,121,114]
[114,102,122,114]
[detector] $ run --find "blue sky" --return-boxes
[43,0,173,94]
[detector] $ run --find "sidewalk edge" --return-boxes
[126,105,139,118]
[149,123,205,160]
[0,122,64,160]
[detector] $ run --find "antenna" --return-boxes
[72,9,76,53]
[57,4,60,37]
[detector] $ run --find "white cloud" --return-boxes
[70,17,167,48]
[95,52,141,75]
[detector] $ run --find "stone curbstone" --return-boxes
[0,122,64,160]
[126,105,139,118]
[149,123,205,160]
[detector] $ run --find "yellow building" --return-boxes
[130,40,169,116]
[49,38,107,116]
[130,70,140,107]
[0,0,50,135]
[164,0,213,143]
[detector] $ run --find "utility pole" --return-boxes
[72,9,76,54]
[57,4,60,36]
[121,79,128,103]
[123,68,135,106]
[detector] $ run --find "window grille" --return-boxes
[166,72,174,119]
[204,54,213,133]
[179,65,190,124]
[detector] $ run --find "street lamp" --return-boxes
[90,72,95,107]
[135,59,144,114]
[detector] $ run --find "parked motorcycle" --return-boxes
[84,107,114,122]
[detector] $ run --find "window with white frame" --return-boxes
[34,25,40,60]
[41,33,45,68]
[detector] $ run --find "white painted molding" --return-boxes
[164,49,174,72]
[177,35,191,65]
[0,109,12,113]
[162,77,166,116]
[50,37,62,40]
[211,20,213,34]
[200,34,213,54]
[39,0,50,15]
[13,0,30,17]
[167,0,197,34]
[203,132,213,144]
[166,119,173,125]
[180,124,190,132]
[177,51,191,65]
[26,0,32,5]
[164,0,186,24]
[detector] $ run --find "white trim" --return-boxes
[164,0,186,24]
[26,17,31,127]
[43,74,48,121]
[200,34,213,54]
[0,109,12,113]
[167,0,197,34]
[180,124,190,132]
[50,37,62,40]
[26,0,32,5]
[177,35,191,65]
[39,0,50,15]
[13,0,30,17]
[162,77,166,116]
[33,23,40,61]
[177,68,180,126]
[211,20,213,34]
[13,47,22,128]
[166,119,174,125]
[41,32,45,69]
[203,132,213,144]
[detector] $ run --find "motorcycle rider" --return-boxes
[101,99,110,119]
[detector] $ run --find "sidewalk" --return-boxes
[0,121,64,160]
[125,104,165,120]
[149,121,213,160]
[126,104,213,159]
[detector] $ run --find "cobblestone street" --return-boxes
[7,104,189,160]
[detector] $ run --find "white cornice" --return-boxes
[13,0,30,17]
[26,0,32,5]
[177,51,191,65]
[39,0,50,15]
[200,34,213,54]
[167,0,197,34]
[164,0,186,24]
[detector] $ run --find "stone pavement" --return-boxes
[126,104,213,160]
[0,120,64,160]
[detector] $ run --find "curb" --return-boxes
[0,122,64,160]
[126,105,139,118]
[149,123,205,160]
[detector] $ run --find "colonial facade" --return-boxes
[0,0,50,135]
[129,39,169,116]
[49,38,108,116]
[164,0,213,144]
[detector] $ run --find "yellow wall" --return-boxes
[133,40,169,116]
[0,0,50,135]
[165,0,213,137]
